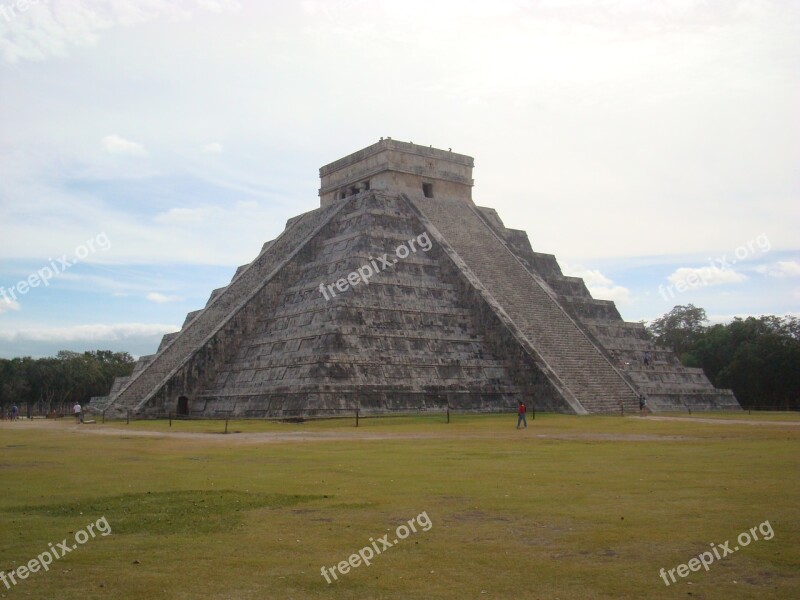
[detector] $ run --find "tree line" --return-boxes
[0,350,135,414]
[647,305,800,410]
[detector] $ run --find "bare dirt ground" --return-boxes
[0,418,701,444]
[647,415,800,427]
[5,414,795,446]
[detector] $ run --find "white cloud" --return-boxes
[0,323,179,343]
[667,266,748,290]
[756,260,800,279]
[154,206,218,225]
[102,134,147,157]
[562,264,632,305]
[201,142,223,154]
[0,0,242,64]
[196,0,241,12]
[706,311,800,325]
[576,268,612,287]
[146,292,181,304]
[0,297,21,314]
[589,285,633,305]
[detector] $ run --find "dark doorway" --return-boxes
[177,396,189,416]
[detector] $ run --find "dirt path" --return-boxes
[646,416,800,427]
[8,414,795,445]
[3,419,436,443]
[2,419,691,444]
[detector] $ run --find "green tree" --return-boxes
[711,317,800,409]
[0,350,135,414]
[647,304,708,362]
[650,308,800,410]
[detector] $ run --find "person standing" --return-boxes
[11,404,19,421]
[517,401,527,429]
[639,394,647,416]
[73,402,82,424]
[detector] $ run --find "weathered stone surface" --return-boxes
[319,139,474,206]
[101,139,740,417]
[474,201,740,412]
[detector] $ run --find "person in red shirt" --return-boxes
[517,401,527,429]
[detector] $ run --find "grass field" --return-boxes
[1,413,798,599]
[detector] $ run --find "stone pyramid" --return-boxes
[99,139,740,418]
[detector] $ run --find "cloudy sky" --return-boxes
[0,0,798,359]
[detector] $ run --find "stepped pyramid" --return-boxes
[99,139,740,418]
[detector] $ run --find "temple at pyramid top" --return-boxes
[319,138,474,206]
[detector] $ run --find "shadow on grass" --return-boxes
[15,490,329,535]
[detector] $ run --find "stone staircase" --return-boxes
[472,208,740,413]
[406,195,639,414]
[103,200,348,416]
